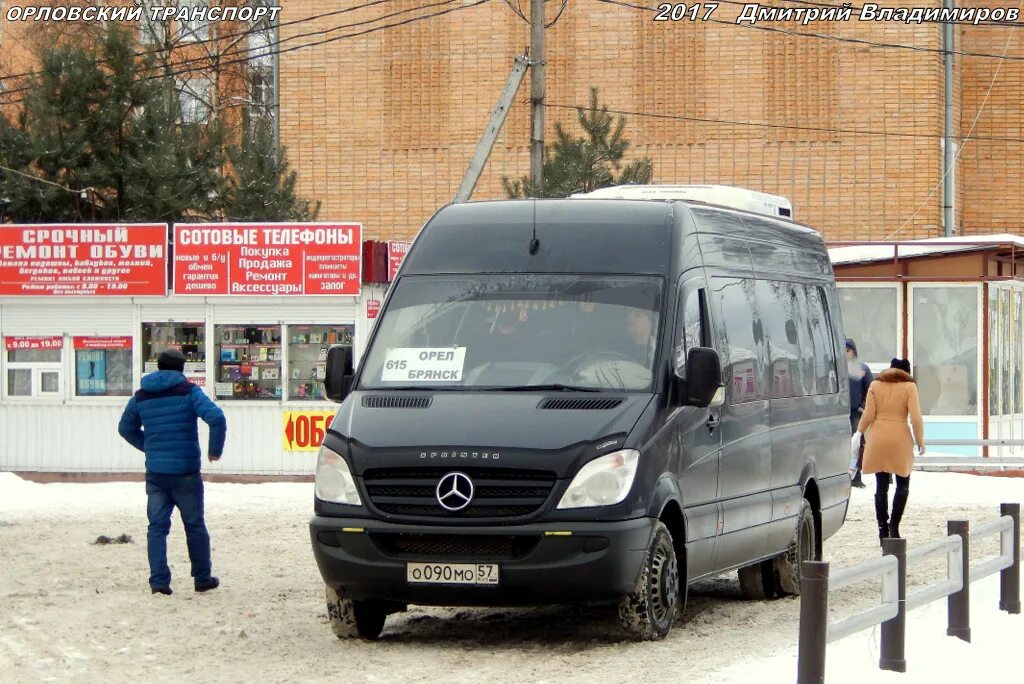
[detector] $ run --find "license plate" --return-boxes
[406,562,499,586]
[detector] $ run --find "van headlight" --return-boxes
[557,450,640,509]
[315,446,361,506]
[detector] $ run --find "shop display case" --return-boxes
[214,325,282,400]
[287,325,353,401]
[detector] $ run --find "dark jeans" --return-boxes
[146,471,212,588]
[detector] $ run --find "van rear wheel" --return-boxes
[773,499,817,596]
[326,586,387,640]
[738,558,779,599]
[618,521,680,640]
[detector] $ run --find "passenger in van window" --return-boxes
[857,357,926,545]
[117,349,226,596]
[846,339,874,488]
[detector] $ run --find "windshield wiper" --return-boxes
[484,383,603,393]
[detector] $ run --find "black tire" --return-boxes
[738,558,779,600]
[772,499,818,596]
[618,521,681,641]
[325,586,387,640]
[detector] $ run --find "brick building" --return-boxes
[2,1,1023,242]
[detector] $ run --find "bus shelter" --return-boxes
[828,236,1024,459]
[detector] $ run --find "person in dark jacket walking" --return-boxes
[118,349,227,595]
[846,339,873,488]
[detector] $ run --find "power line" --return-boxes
[0,1,483,106]
[0,0,398,85]
[885,2,1022,239]
[594,0,1024,61]
[542,102,1024,143]
[0,1,461,102]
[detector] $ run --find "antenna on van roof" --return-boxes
[529,200,540,255]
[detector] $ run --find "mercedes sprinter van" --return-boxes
[310,188,851,640]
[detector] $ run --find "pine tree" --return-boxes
[0,24,227,223]
[503,87,654,198]
[222,117,321,221]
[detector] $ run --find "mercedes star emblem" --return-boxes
[435,472,474,512]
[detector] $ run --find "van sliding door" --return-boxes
[708,277,773,571]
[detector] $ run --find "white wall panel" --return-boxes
[0,402,318,475]
[1,301,134,335]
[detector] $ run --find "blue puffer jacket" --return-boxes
[118,371,227,475]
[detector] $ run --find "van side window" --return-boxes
[757,281,807,399]
[806,285,840,393]
[711,277,764,404]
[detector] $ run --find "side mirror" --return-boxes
[684,347,724,408]
[324,345,355,403]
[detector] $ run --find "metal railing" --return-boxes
[797,503,1021,683]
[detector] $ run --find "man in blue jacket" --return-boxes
[118,349,227,595]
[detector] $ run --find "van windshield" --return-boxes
[358,274,664,391]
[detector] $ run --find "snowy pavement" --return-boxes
[0,471,1021,683]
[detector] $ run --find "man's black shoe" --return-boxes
[195,577,220,593]
[151,586,172,595]
[851,473,866,488]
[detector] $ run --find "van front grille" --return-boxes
[362,467,556,520]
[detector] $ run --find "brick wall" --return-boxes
[279,2,959,242]
[956,3,1024,236]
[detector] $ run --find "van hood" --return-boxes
[332,391,656,478]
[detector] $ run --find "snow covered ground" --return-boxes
[0,471,1021,683]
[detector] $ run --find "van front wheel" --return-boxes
[326,586,387,640]
[618,521,680,640]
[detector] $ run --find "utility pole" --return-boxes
[942,0,955,236]
[530,0,545,192]
[454,55,530,202]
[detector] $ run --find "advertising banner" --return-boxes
[173,223,362,296]
[282,411,337,451]
[366,299,381,319]
[387,240,410,282]
[0,224,167,296]
[4,336,63,351]
[76,350,107,396]
[73,336,132,350]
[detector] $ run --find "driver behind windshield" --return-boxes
[623,309,656,367]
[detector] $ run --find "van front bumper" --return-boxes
[309,515,655,606]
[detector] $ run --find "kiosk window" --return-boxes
[74,338,133,397]
[143,322,206,385]
[215,325,282,400]
[4,337,63,398]
[288,325,353,401]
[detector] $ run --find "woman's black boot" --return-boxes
[890,482,910,539]
[874,488,890,545]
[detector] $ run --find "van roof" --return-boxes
[401,198,825,278]
[571,184,794,220]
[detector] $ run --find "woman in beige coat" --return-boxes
[857,358,926,544]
